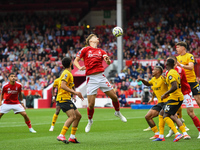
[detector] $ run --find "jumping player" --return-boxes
[74,34,127,133]
[0,73,36,133]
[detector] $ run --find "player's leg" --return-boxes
[105,89,127,122]
[57,109,76,144]
[85,94,96,133]
[186,107,200,139]
[176,106,188,130]
[19,111,36,133]
[68,109,82,143]
[170,114,190,139]
[189,82,200,107]
[194,95,200,107]
[49,104,61,131]
[0,104,12,118]
[0,113,4,119]
[144,109,159,139]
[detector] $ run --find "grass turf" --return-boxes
[0,108,200,150]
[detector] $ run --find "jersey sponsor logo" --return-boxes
[169,75,172,80]
[7,90,18,94]
[88,51,102,58]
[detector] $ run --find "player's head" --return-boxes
[167,56,177,66]
[176,41,187,55]
[86,34,99,46]
[166,58,175,70]
[152,66,163,76]
[8,73,16,83]
[62,57,73,70]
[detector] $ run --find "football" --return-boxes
[112,26,123,37]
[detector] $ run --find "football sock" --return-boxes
[25,120,32,128]
[159,115,165,135]
[159,134,164,138]
[182,123,186,128]
[151,126,159,134]
[179,125,186,133]
[51,114,58,126]
[177,107,182,118]
[112,101,120,111]
[60,126,68,136]
[164,117,178,134]
[87,107,94,119]
[71,127,77,136]
[192,116,200,131]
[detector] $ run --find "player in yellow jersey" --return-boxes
[49,78,61,131]
[56,57,84,144]
[176,41,200,107]
[138,66,168,140]
[161,58,189,142]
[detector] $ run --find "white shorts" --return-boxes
[0,104,25,114]
[86,73,113,95]
[183,92,194,108]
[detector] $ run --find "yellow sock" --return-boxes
[159,115,165,135]
[177,107,182,118]
[182,123,186,128]
[164,117,178,134]
[179,125,186,133]
[60,126,68,135]
[51,114,58,126]
[71,127,77,135]
[151,126,159,133]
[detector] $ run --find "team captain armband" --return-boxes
[103,54,108,59]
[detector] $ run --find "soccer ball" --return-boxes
[112,26,123,37]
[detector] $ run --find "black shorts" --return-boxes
[56,101,60,106]
[164,100,183,115]
[57,100,77,113]
[151,102,166,112]
[189,82,200,96]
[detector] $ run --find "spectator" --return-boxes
[26,91,34,108]
[120,81,127,91]
[118,70,126,79]
[130,77,138,87]
[141,87,151,104]
[119,90,127,107]
[114,73,121,83]
[156,58,164,69]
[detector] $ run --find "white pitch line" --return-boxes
[0,116,144,128]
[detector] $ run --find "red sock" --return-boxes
[25,120,32,128]
[112,101,120,111]
[87,107,94,119]
[192,116,200,131]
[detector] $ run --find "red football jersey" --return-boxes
[2,81,22,104]
[166,66,191,95]
[76,46,107,76]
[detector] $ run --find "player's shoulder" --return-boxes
[2,82,9,88]
[62,69,72,77]
[15,81,22,87]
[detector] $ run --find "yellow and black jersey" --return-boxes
[53,78,60,88]
[166,69,183,101]
[56,69,74,103]
[148,76,168,103]
[177,53,196,82]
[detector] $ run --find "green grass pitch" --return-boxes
[0,108,200,150]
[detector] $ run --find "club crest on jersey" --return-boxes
[169,75,172,80]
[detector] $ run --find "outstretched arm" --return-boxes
[137,76,151,86]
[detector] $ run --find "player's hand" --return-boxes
[52,98,56,103]
[176,61,181,66]
[72,94,76,102]
[75,92,84,101]
[79,66,86,71]
[148,98,153,104]
[161,93,169,100]
[21,103,26,109]
[104,56,111,65]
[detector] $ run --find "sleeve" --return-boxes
[53,79,59,87]
[19,85,22,93]
[168,72,176,84]
[148,78,153,85]
[101,49,108,59]
[61,72,70,83]
[188,54,195,63]
[76,47,86,58]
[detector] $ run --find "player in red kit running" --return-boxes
[0,73,36,133]
[74,34,127,133]
[166,56,200,139]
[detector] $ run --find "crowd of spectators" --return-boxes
[0,0,200,96]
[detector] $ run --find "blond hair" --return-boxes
[86,34,96,45]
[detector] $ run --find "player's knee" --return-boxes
[187,110,195,118]
[145,114,150,120]
[88,104,94,109]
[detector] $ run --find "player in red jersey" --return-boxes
[166,56,200,139]
[74,34,127,133]
[0,73,36,133]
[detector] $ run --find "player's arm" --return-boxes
[71,86,76,102]
[61,80,84,100]
[74,57,86,70]
[103,55,111,65]
[137,77,152,86]
[161,81,177,100]
[181,62,194,70]
[148,92,155,103]
[52,86,56,103]
[19,91,26,109]
[0,92,4,106]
